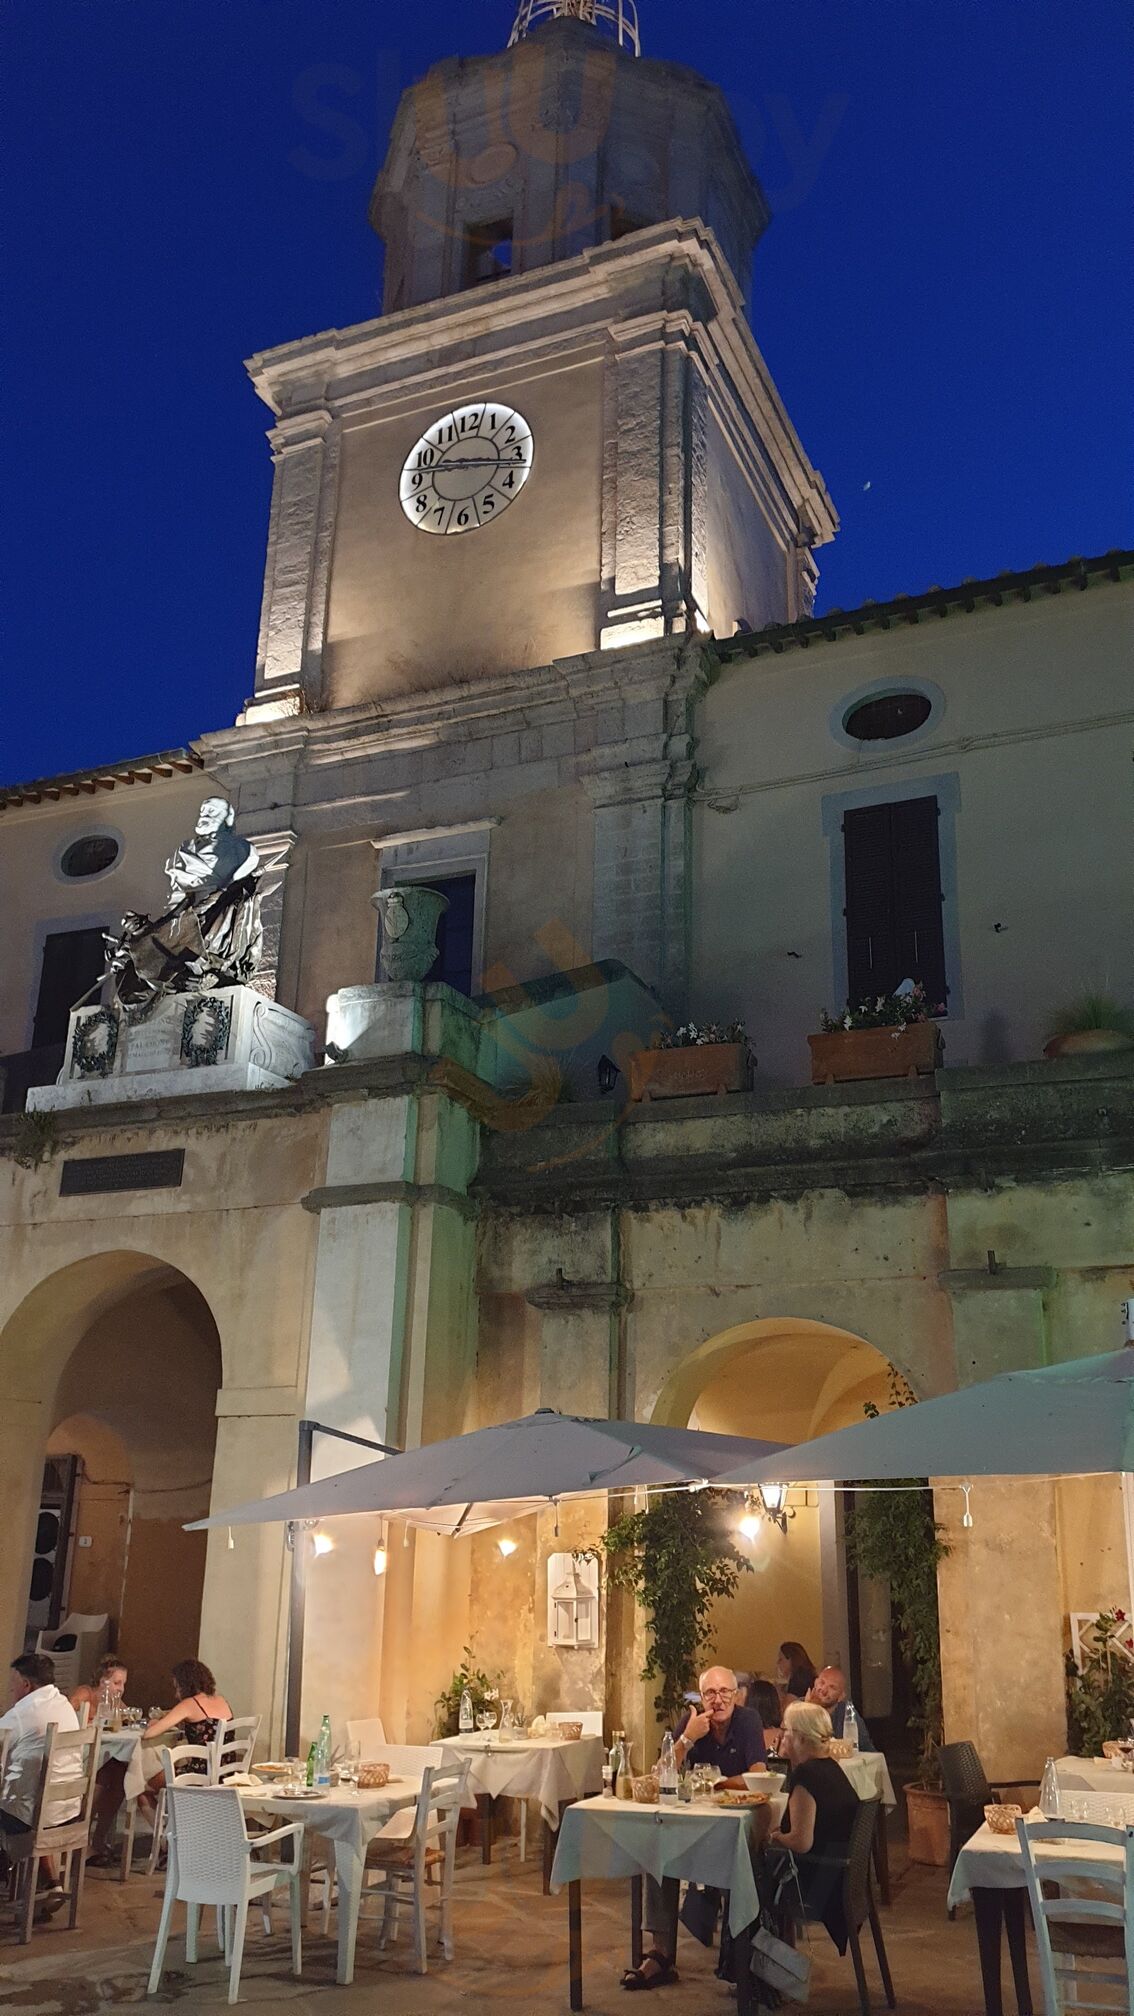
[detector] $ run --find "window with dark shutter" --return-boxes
[842,796,947,1010]
[31,927,109,1048]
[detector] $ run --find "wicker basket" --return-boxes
[827,1739,854,1760]
[556,1722,584,1742]
[358,1761,391,1789]
[984,1803,1023,1836]
[631,1774,659,1804]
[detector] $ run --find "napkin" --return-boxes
[225,1772,263,1788]
[528,1714,549,1737]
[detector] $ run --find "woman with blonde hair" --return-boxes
[774,1699,861,1952]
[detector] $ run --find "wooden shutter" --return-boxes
[843,798,946,1008]
[32,927,108,1048]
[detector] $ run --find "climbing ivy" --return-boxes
[603,1489,752,1724]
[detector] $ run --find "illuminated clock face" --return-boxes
[399,402,534,536]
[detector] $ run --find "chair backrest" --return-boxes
[411,1762,470,1848]
[547,1710,604,1738]
[166,1786,252,1904]
[162,1743,218,1786]
[936,1740,994,1808]
[32,1721,101,1839]
[214,1713,261,1782]
[346,1716,387,1753]
[1016,1816,1133,2013]
[371,1742,443,1775]
[841,1795,880,1930]
[75,1699,91,1728]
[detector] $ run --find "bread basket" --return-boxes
[984,1803,1022,1836]
[631,1773,659,1804]
[358,1761,391,1789]
[556,1721,584,1742]
[827,1738,854,1760]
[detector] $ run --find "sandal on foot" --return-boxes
[620,1954,678,1990]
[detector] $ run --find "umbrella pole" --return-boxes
[1123,1471,1134,1639]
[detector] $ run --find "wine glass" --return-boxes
[476,1707,497,1748]
[339,1740,360,1790]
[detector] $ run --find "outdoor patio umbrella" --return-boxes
[187,1408,788,1537]
[712,1344,1134,1618]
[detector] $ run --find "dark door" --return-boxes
[843,796,947,1008]
[31,927,109,1047]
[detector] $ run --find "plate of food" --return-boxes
[712,1788,769,1809]
[256,1762,296,1780]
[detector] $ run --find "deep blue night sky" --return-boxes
[3,0,1131,786]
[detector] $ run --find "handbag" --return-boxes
[750,1925,811,2001]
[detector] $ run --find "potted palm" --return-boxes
[809,982,944,1085]
[1043,993,1134,1060]
[627,1020,750,1103]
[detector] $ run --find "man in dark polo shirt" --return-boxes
[674,1665,767,1776]
[622,1666,767,1989]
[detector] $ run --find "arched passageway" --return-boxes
[653,1317,908,1752]
[2,1253,222,1707]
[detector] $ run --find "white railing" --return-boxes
[508,0,641,55]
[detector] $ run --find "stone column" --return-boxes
[245,409,340,719]
[935,1273,1067,1777]
[0,1398,50,1663]
[198,1394,299,1751]
[583,731,699,1008]
[244,826,297,1002]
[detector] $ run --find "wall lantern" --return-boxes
[757,1482,792,1533]
[547,1551,600,1648]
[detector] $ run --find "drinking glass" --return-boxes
[500,1698,514,1733]
[476,1708,497,1748]
[339,1740,360,1790]
[282,1759,305,1795]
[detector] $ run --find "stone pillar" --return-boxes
[198,1395,298,1751]
[935,1274,1067,1776]
[584,740,697,1008]
[600,321,704,649]
[0,1398,50,1663]
[244,410,340,720]
[244,826,298,1002]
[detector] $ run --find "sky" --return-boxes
[2,0,1131,787]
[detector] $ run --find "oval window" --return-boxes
[60,834,120,879]
[843,691,933,742]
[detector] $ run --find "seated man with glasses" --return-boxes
[621,1666,766,1991]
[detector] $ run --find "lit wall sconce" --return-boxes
[311,1530,334,1557]
[497,1536,518,1558]
[738,1507,763,1543]
[373,1546,388,1576]
[757,1482,792,1534]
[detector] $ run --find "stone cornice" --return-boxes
[301,1179,478,1220]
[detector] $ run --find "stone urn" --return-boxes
[372,883,450,983]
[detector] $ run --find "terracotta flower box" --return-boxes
[628,1042,749,1103]
[808,1021,943,1085]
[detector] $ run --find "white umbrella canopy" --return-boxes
[712,1347,1134,1486]
[187,1409,788,1537]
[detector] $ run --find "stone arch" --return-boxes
[650,1314,906,1746]
[0,1251,222,1700]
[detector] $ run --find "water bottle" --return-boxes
[658,1731,679,1803]
[314,1714,333,1789]
[842,1702,859,1753]
[98,1677,120,1730]
[459,1686,474,1734]
[617,1734,634,1800]
[603,1734,621,1798]
[1039,1756,1061,1819]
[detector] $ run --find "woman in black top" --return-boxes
[776,1640,817,1702]
[774,1700,861,1952]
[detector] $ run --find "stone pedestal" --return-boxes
[27,987,315,1109]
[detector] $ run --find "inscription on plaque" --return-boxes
[60,1150,185,1196]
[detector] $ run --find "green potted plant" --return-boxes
[627,1020,750,1103]
[847,1380,951,1865]
[1066,1607,1134,1753]
[1043,993,1134,1060]
[602,1488,752,1724]
[434,1646,500,1737]
[809,982,944,1085]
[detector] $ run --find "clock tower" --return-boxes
[244,8,836,722]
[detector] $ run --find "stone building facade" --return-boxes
[1,13,1132,1769]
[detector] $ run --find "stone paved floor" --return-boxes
[0,1836,1022,2014]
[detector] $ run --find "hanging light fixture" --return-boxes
[311,1530,334,1557]
[737,1502,763,1543]
[497,1536,518,1558]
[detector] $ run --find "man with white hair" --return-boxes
[620,1665,767,1990]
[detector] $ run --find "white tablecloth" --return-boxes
[98,1729,146,1802]
[440,1734,604,1829]
[550,1794,764,1936]
[838,1751,896,1809]
[1057,1753,1134,1795]
[947,1808,1127,1909]
[237,1776,421,1984]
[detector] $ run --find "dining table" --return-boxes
[96,1726,147,1803]
[550,1792,778,2014]
[236,1775,422,1985]
[947,1766,1134,2016]
[440,1731,604,1889]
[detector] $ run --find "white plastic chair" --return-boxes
[519,1712,602,1860]
[355,1762,469,1974]
[146,1743,216,1874]
[214,1715,262,1783]
[345,1716,387,1753]
[310,1741,444,1927]
[1016,1814,1134,2014]
[147,1785,304,2006]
